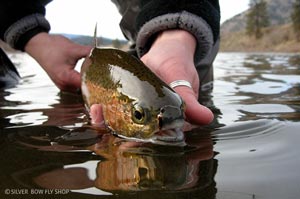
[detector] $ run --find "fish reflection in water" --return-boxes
[91,134,214,192]
[9,126,217,196]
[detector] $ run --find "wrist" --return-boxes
[154,30,196,54]
[141,29,197,85]
[147,29,196,69]
[24,32,50,59]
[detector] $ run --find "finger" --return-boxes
[68,46,92,89]
[90,104,104,124]
[174,86,213,125]
[59,69,81,92]
[185,96,214,125]
[73,45,92,60]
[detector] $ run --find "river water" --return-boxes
[1,52,300,199]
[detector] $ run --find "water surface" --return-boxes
[1,52,300,199]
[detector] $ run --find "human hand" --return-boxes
[87,30,213,126]
[25,32,92,92]
[140,30,213,125]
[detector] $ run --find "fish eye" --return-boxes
[132,105,146,124]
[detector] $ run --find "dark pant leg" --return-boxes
[0,48,20,88]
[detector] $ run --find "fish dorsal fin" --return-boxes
[94,23,98,48]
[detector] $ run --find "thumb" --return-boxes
[72,45,92,60]
[63,45,92,92]
[90,104,104,124]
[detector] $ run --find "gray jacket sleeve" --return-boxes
[111,0,220,65]
[0,0,51,51]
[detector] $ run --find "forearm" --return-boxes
[24,32,51,64]
[136,0,220,63]
[141,30,196,81]
[113,0,220,64]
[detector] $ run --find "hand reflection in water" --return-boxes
[40,92,86,126]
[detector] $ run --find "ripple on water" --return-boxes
[7,123,212,159]
[6,126,101,152]
[211,119,285,141]
[237,81,290,94]
[239,104,295,114]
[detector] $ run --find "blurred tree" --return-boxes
[112,39,121,49]
[246,0,270,39]
[291,0,300,41]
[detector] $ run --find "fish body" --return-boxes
[81,47,185,143]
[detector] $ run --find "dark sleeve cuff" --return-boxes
[4,14,50,51]
[136,11,214,64]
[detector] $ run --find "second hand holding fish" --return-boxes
[91,30,214,126]
[25,32,92,92]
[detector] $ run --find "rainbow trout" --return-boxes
[81,46,185,143]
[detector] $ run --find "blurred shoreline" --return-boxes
[220,23,300,53]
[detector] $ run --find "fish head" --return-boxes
[103,91,185,143]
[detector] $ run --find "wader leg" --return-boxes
[0,48,20,88]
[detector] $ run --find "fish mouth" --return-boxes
[115,127,185,146]
[152,128,184,142]
[152,105,185,144]
[156,116,185,143]
[157,105,185,129]
[148,116,186,145]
